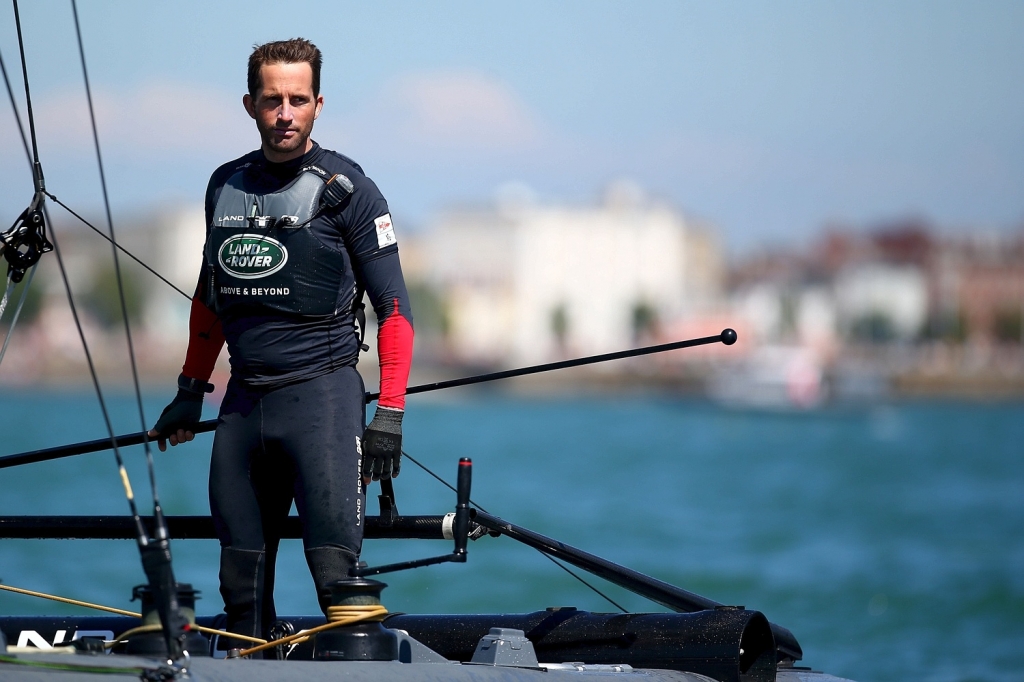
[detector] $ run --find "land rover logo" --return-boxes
[218,234,288,279]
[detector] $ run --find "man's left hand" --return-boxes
[362,407,403,484]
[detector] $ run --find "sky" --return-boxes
[1,0,1022,255]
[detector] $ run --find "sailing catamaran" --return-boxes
[0,2,856,680]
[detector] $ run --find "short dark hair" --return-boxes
[247,38,322,99]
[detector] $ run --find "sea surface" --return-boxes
[0,389,1021,682]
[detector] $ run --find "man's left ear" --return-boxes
[314,95,324,119]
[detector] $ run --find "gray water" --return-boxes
[0,390,1021,682]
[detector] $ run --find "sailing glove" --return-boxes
[362,406,403,482]
[152,374,213,437]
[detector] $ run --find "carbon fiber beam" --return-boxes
[0,515,446,540]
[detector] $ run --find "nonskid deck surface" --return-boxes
[0,653,856,682]
[0,653,694,681]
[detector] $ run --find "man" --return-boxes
[149,38,414,649]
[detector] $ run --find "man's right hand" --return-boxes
[148,425,196,452]
[361,406,403,484]
[148,374,211,452]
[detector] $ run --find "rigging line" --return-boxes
[401,450,628,613]
[0,583,265,644]
[0,42,42,369]
[0,273,12,321]
[45,194,192,300]
[0,583,138,617]
[7,31,188,306]
[0,264,37,369]
[43,203,148,543]
[537,553,628,613]
[71,0,160,509]
[11,0,43,190]
[0,44,31,167]
[402,450,489,512]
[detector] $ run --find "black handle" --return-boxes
[453,458,472,557]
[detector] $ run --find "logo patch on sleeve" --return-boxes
[374,213,397,249]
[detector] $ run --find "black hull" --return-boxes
[2,608,775,682]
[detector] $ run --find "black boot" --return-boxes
[219,547,270,654]
[304,546,357,616]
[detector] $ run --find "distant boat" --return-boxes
[709,346,828,409]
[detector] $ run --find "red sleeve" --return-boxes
[376,297,414,410]
[181,296,225,382]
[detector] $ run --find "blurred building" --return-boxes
[728,222,1024,348]
[6,195,1021,398]
[425,183,724,365]
[141,205,206,341]
[0,205,206,384]
[833,263,928,342]
[940,234,1024,345]
[724,221,1024,402]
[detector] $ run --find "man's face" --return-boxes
[243,62,324,163]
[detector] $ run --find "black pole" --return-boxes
[0,330,737,469]
[0,515,449,540]
[472,509,717,613]
[0,427,189,469]
[470,509,803,663]
[452,457,472,558]
[366,328,736,402]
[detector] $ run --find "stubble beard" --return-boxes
[259,120,312,160]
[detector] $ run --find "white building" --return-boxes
[142,205,206,341]
[834,263,928,341]
[426,183,723,365]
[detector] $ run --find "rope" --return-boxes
[70,0,164,525]
[5,44,189,308]
[11,0,43,188]
[0,265,37,372]
[104,624,162,647]
[237,604,388,658]
[0,583,265,645]
[403,450,629,613]
[44,194,192,300]
[45,209,147,531]
[7,30,188,309]
[0,24,39,376]
[0,584,137,617]
[0,273,13,322]
[327,604,389,623]
[7,31,189,306]
[10,0,145,535]
[0,44,31,166]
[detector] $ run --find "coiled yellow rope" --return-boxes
[1,582,390,658]
[237,604,389,658]
[0,583,266,645]
[326,604,389,623]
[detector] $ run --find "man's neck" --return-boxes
[262,139,315,164]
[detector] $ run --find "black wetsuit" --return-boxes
[196,143,413,646]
